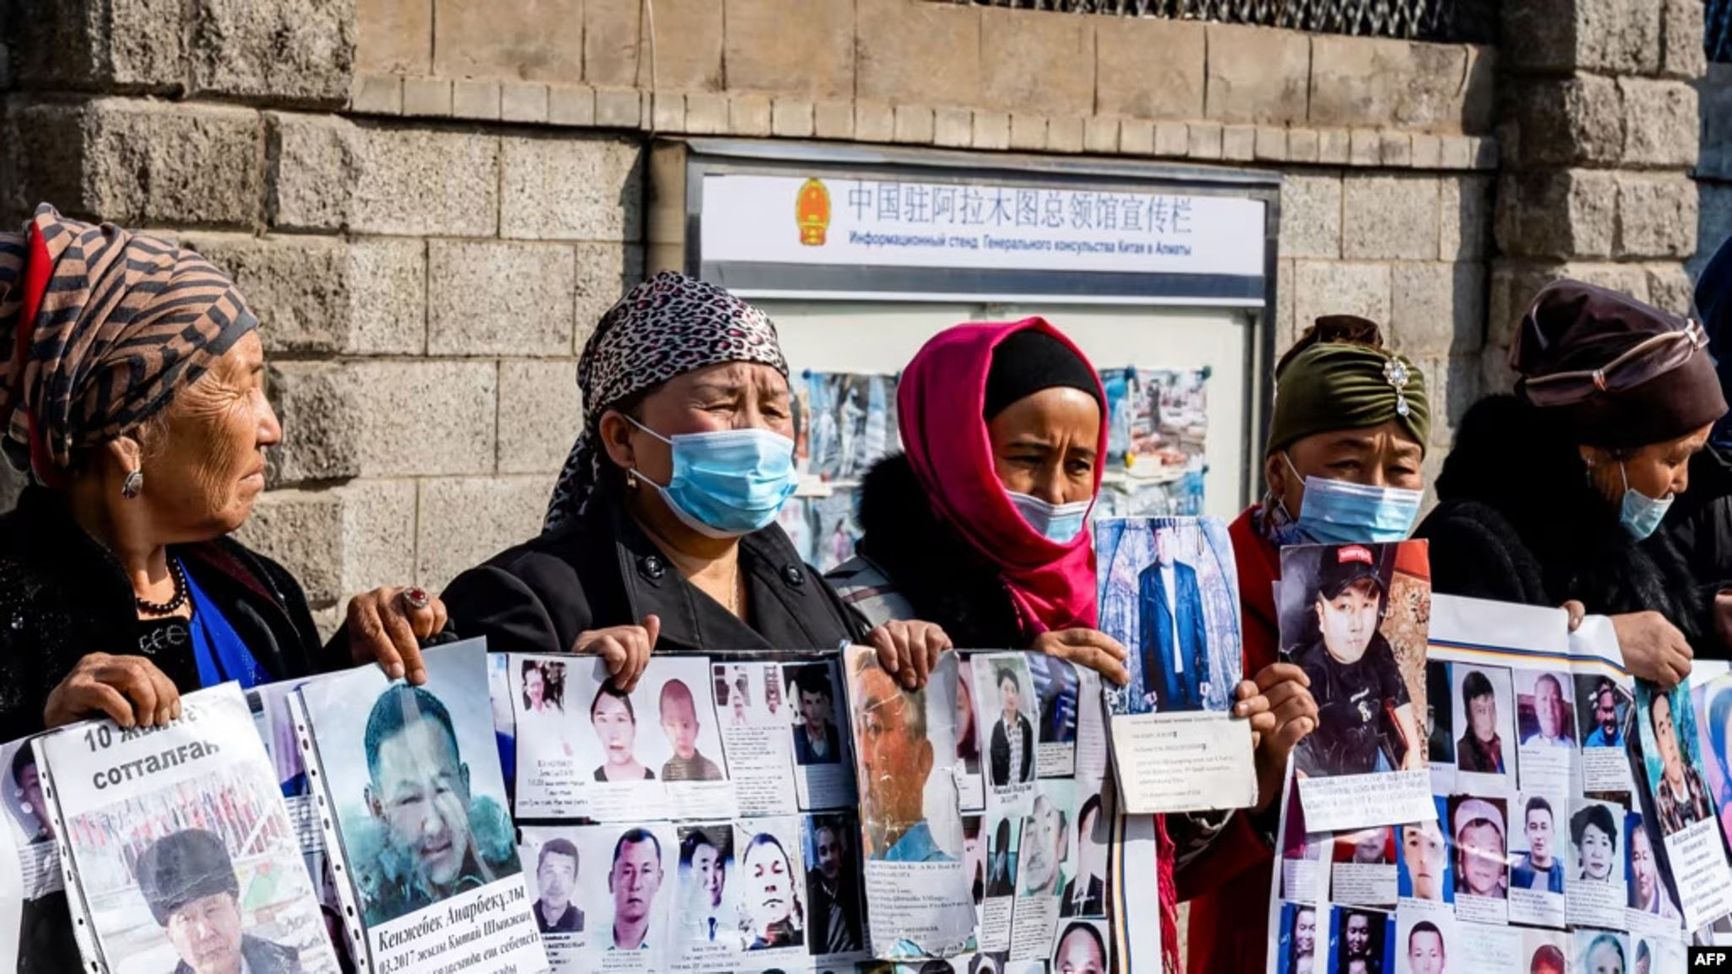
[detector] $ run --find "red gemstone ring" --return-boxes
[401,587,432,611]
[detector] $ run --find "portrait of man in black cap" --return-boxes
[137,828,301,974]
[1289,544,1421,778]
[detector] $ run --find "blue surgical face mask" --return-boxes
[1286,455,1423,545]
[1617,461,1673,541]
[1007,491,1091,543]
[628,417,798,538]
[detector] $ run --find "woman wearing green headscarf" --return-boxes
[1183,315,1430,974]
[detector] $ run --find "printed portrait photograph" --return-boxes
[956,661,984,782]
[511,653,578,788]
[1636,681,1715,837]
[1396,798,1452,904]
[1448,796,1507,901]
[298,645,521,929]
[1574,930,1628,974]
[65,766,339,974]
[674,822,738,949]
[1097,517,1243,716]
[1050,918,1108,974]
[788,662,848,768]
[734,818,808,952]
[1276,901,1320,974]
[1277,541,1430,779]
[1328,906,1392,974]
[1631,935,1683,974]
[1029,654,1080,746]
[1424,660,1454,766]
[847,646,964,863]
[1692,673,1732,847]
[984,812,1021,899]
[519,827,587,937]
[520,657,568,714]
[1516,671,1577,751]
[574,822,676,954]
[1506,793,1567,897]
[2,739,52,849]
[1575,674,1630,750]
[1016,780,1076,900]
[1569,798,1625,888]
[1451,665,1516,779]
[802,812,865,956]
[972,654,1039,789]
[1334,826,1395,867]
[1524,932,1569,974]
[577,656,727,785]
[1394,909,1452,974]
[1063,791,1111,919]
[1625,811,1680,923]
[803,371,899,484]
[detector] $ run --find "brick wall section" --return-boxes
[2,0,1512,624]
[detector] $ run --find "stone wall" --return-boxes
[0,0,1544,625]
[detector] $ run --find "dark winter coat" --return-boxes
[0,486,331,744]
[1662,442,1732,587]
[442,482,866,655]
[1414,395,1727,657]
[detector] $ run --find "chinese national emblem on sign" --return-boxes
[796,177,831,246]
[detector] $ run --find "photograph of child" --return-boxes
[1450,797,1507,902]
[1452,666,1516,778]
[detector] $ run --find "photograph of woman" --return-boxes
[1572,802,1620,885]
[1626,813,1680,922]
[738,829,805,951]
[592,685,654,782]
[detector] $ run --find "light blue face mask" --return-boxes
[1617,462,1673,541]
[629,417,799,538]
[1286,456,1423,545]
[1007,491,1091,543]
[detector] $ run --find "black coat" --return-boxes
[1414,395,1726,657]
[805,866,864,952]
[0,487,331,743]
[1662,442,1732,588]
[441,485,866,655]
[989,713,1035,785]
[851,453,1032,648]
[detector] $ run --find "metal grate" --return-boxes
[931,0,1499,44]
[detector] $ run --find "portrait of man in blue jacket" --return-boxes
[1137,525,1209,712]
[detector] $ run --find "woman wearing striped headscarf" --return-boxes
[441,272,947,689]
[0,205,447,745]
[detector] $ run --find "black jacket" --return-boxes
[441,485,866,655]
[850,453,1032,648]
[1662,442,1732,587]
[0,487,330,743]
[988,713,1035,785]
[1414,395,1726,656]
[805,865,864,952]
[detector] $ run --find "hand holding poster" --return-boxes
[33,682,340,974]
[1095,516,1256,815]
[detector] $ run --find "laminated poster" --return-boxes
[292,640,548,974]
[0,733,73,971]
[33,683,340,974]
[1279,541,1435,833]
[1634,677,1732,932]
[1096,516,1255,815]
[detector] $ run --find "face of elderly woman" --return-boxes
[603,361,793,488]
[134,332,280,538]
[1267,420,1423,517]
[1581,424,1711,505]
[987,387,1101,506]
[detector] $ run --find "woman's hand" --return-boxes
[572,615,660,692]
[1562,600,1587,632]
[346,586,448,685]
[1611,611,1693,687]
[44,653,181,729]
[1234,663,1317,810]
[868,620,953,689]
[1032,629,1131,686]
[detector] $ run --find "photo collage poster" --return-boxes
[1263,594,1696,974]
[1278,541,1437,833]
[1633,669,1732,934]
[1095,516,1256,815]
[292,640,548,974]
[32,683,341,974]
[1099,367,1209,518]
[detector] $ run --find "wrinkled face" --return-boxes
[1345,914,1371,956]
[164,892,244,974]
[988,386,1101,507]
[660,691,699,760]
[1268,421,1425,518]
[690,842,724,908]
[1597,690,1620,736]
[1632,826,1657,902]
[1536,677,1563,739]
[1470,691,1498,742]
[1403,819,1445,900]
[538,851,576,909]
[1316,579,1380,664]
[800,689,830,735]
[854,668,931,827]
[1527,809,1554,864]
[1054,928,1105,974]
[1023,797,1065,892]
[1459,822,1506,895]
[1408,930,1445,974]
[744,840,793,932]
[1653,694,1684,781]
[603,361,794,488]
[815,826,843,882]
[1584,425,1710,506]
[1579,822,1614,881]
[1294,909,1316,955]
[135,332,282,541]
[371,719,473,889]
[1587,941,1624,974]
[525,667,545,708]
[593,693,638,765]
[610,838,662,923]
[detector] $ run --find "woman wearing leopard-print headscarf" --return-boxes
[442,272,948,689]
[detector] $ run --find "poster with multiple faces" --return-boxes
[1265,594,1713,974]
